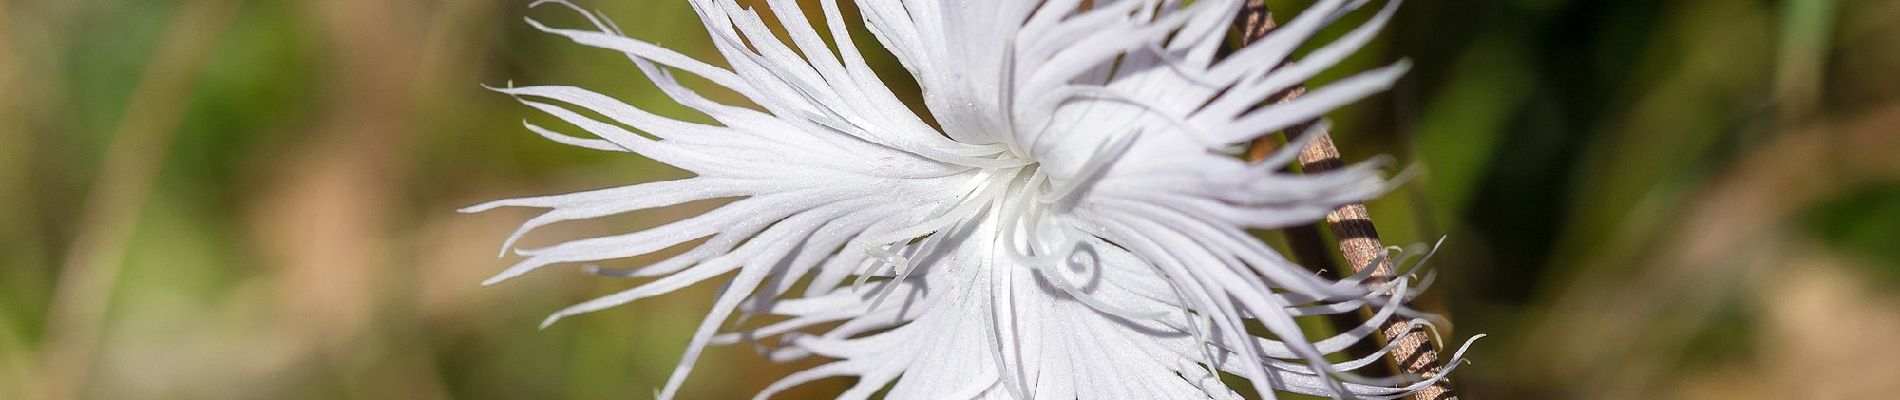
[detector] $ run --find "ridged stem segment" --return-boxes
[1234,2,1460,399]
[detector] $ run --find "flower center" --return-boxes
[857,134,1153,318]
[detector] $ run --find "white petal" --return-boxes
[474,2,1475,399]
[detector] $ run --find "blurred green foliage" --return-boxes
[1804,184,1900,286]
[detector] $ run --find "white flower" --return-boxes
[467,0,1477,398]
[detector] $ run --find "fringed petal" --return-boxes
[474,1,1474,399]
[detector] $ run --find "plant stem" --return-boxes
[1235,2,1459,399]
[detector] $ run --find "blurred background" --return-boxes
[2,0,1897,398]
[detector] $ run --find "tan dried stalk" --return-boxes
[33,1,242,398]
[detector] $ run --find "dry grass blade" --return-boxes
[32,0,243,398]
